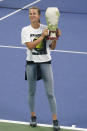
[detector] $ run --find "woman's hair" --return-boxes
[29,6,41,23]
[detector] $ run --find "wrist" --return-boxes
[41,34,45,39]
[38,35,44,42]
[52,40,57,42]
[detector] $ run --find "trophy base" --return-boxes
[46,36,58,40]
[46,30,58,40]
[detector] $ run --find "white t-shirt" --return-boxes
[21,24,52,62]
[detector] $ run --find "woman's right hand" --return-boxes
[41,29,49,38]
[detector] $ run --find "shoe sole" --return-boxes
[53,126,60,131]
[30,123,37,127]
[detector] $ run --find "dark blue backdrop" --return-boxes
[0,0,87,129]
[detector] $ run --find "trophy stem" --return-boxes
[46,30,58,40]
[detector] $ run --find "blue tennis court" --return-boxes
[0,0,87,130]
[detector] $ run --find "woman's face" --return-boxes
[29,9,40,23]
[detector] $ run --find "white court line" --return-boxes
[0,45,87,55]
[52,49,87,55]
[0,119,87,131]
[0,45,26,49]
[0,0,41,21]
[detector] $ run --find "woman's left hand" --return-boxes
[57,29,61,38]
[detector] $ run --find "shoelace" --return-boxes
[31,116,37,122]
[53,120,58,126]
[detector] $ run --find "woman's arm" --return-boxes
[49,29,61,50]
[49,40,57,50]
[25,29,48,50]
[25,36,44,50]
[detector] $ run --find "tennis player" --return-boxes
[21,7,61,131]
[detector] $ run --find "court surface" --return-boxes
[0,121,84,131]
[0,0,87,130]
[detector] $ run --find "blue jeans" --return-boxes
[26,63,57,115]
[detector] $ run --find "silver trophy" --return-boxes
[45,7,60,40]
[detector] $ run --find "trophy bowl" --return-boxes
[45,7,60,40]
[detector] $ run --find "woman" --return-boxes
[21,6,61,131]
